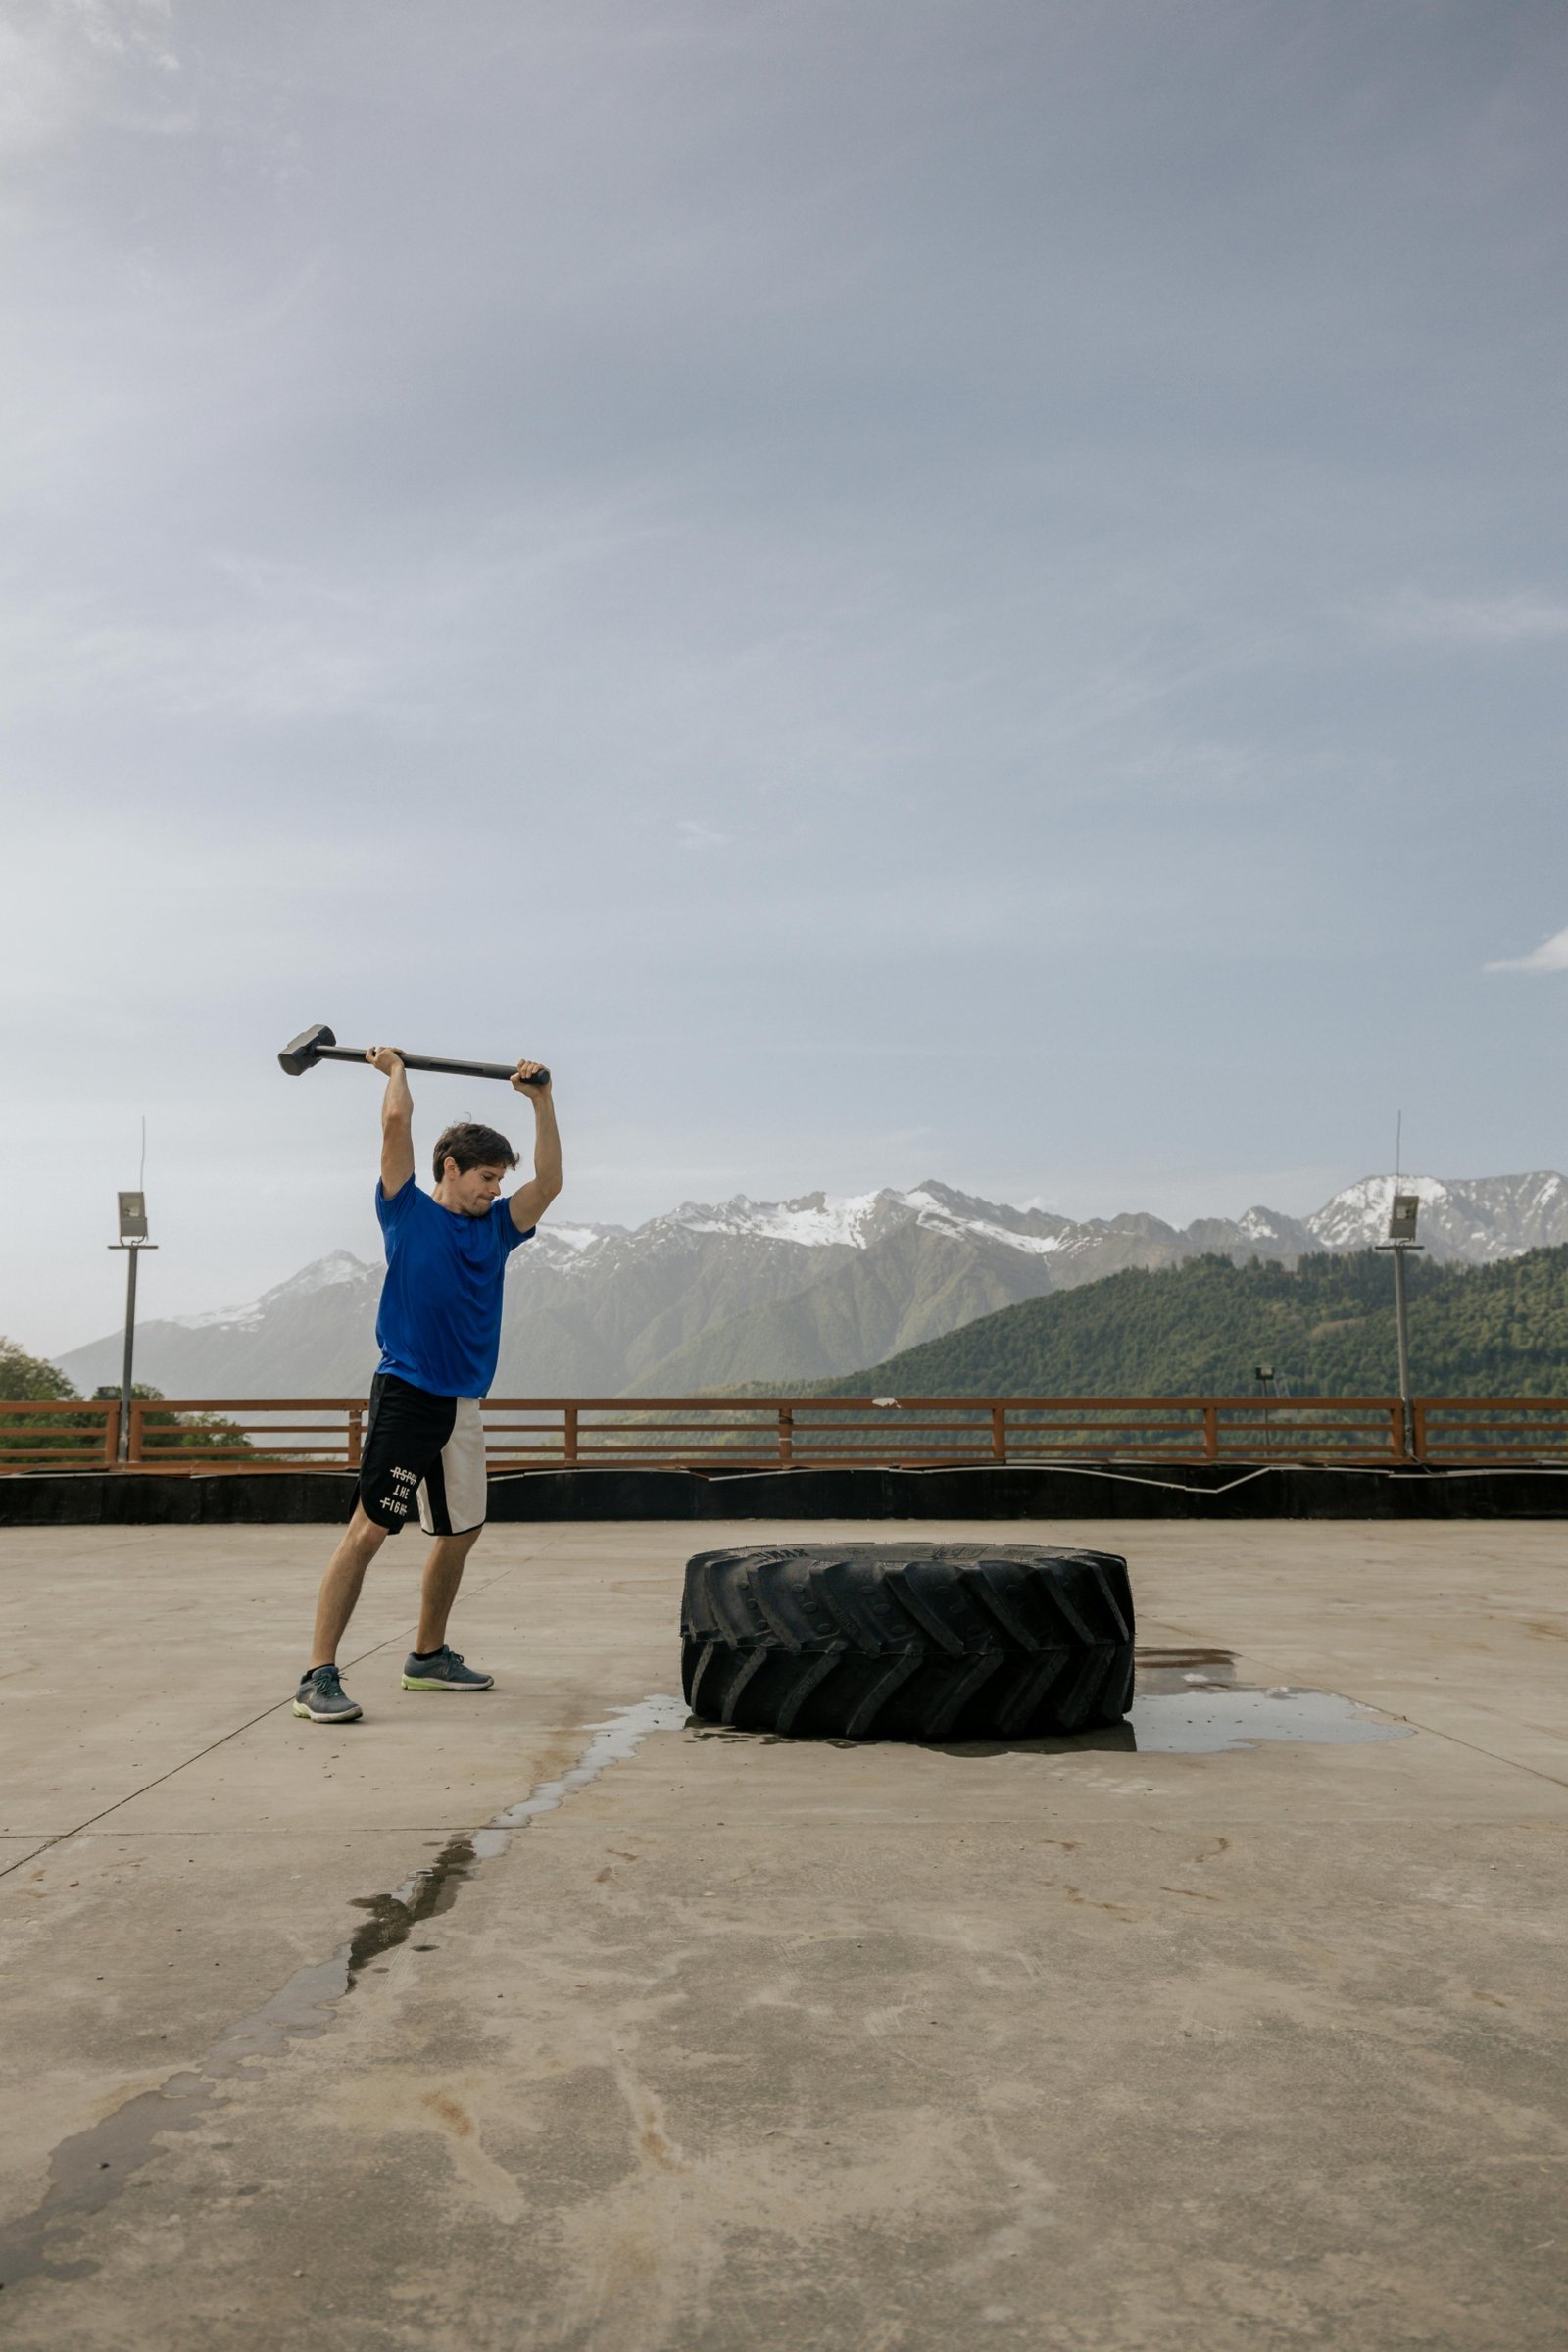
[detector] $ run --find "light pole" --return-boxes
[1253,1363,1276,1455]
[109,1191,157,1464]
[1377,1191,1422,1460]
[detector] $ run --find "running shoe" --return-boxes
[401,1646,494,1692]
[292,1664,363,1723]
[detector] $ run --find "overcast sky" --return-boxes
[5,0,1567,1354]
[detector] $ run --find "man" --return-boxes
[293,1047,562,1724]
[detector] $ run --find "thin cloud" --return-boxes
[1486,926,1568,974]
[1371,591,1568,647]
[0,2,178,161]
[67,1,177,66]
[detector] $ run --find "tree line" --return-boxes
[803,1246,1568,1398]
[0,1338,251,1457]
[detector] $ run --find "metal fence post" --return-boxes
[991,1403,1006,1462]
[778,1405,793,1467]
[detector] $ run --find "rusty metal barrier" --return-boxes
[4,1393,1568,1472]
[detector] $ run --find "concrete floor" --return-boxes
[0,1519,1564,2351]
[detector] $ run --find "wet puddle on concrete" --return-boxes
[471,1696,690,1857]
[1126,1649,1412,1754]
[0,1695,687,2291]
[688,1649,1413,1757]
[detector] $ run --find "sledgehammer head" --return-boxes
[278,1023,336,1076]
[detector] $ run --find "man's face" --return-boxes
[444,1159,508,1216]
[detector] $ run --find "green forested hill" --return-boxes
[803,1247,1568,1398]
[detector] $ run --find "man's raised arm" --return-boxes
[508,1061,562,1231]
[368,1048,416,1199]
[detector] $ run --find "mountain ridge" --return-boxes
[51,1170,1568,1400]
[796,1244,1568,1402]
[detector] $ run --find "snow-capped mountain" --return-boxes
[169,1250,371,1335]
[52,1172,1568,1400]
[1303,1172,1568,1261]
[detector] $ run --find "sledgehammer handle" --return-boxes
[324,1046,550,1085]
[392,1050,533,1083]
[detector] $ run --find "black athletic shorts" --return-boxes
[359,1372,488,1537]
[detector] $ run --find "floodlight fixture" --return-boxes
[1388,1192,1420,1245]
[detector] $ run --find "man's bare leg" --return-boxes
[415,1527,482,1654]
[309,1502,390,1668]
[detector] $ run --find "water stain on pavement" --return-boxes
[0,1696,687,2292]
[1127,1650,1413,1754]
[690,1649,1413,1758]
[470,1695,690,1858]
[347,1836,477,1975]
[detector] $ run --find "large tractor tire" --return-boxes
[681,1542,1134,1742]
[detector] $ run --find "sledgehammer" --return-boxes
[278,1023,550,1088]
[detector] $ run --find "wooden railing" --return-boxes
[3,1394,1568,1472]
[0,1397,122,1467]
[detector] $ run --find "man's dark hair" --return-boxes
[432,1121,518,1185]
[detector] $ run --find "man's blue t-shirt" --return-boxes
[373,1179,534,1398]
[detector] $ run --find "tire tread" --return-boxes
[681,1543,1135,1741]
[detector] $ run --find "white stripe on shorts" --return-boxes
[416,1396,488,1536]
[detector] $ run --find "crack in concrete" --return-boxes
[0,1695,688,2293]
